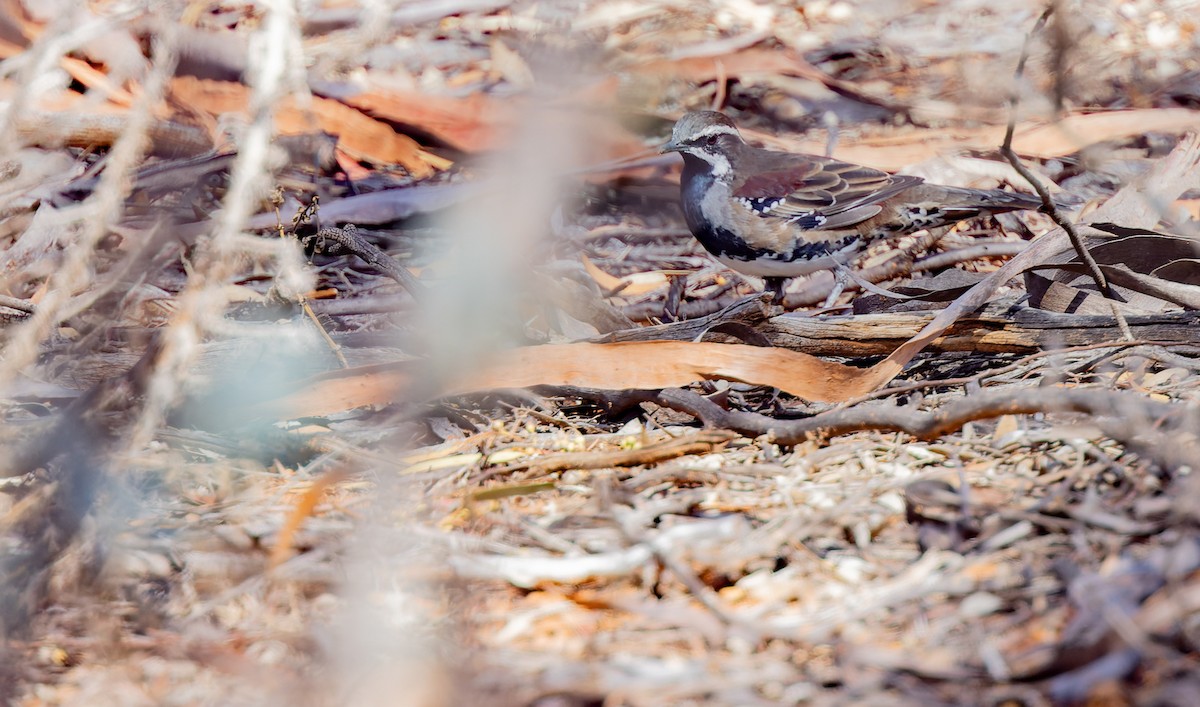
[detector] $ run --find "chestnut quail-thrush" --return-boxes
[661,111,1049,302]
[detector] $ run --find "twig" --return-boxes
[831,339,1154,408]
[777,236,1018,309]
[635,386,1190,464]
[1111,344,1200,371]
[306,223,426,299]
[822,111,840,158]
[710,59,727,110]
[276,195,349,368]
[301,299,349,368]
[1000,6,1134,341]
[483,430,735,476]
[0,295,35,315]
[783,233,940,308]
[601,294,773,343]
[912,242,1026,273]
[622,295,736,322]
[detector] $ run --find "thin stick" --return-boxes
[0,295,35,315]
[832,339,1153,409]
[277,196,350,368]
[1000,5,1134,341]
[710,59,727,111]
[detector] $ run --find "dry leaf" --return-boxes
[761,109,1200,171]
[170,76,447,176]
[992,414,1020,441]
[582,255,669,296]
[251,362,412,420]
[1026,228,1200,314]
[269,467,350,570]
[339,86,512,152]
[251,339,886,422]
[449,341,877,402]
[489,39,534,89]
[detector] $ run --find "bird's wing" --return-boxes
[733,157,923,230]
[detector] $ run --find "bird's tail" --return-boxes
[937,185,1044,213]
[896,183,1078,233]
[936,185,1080,214]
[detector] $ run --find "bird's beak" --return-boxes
[660,140,684,154]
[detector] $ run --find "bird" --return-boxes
[660,110,1050,304]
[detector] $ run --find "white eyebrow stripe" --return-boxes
[691,124,740,140]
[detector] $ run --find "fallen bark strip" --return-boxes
[603,302,1200,357]
[763,308,1200,356]
[14,110,212,158]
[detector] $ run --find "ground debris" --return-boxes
[2,1,1200,705]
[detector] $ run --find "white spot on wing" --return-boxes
[788,212,827,229]
[737,196,784,215]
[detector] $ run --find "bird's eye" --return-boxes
[704,135,719,146]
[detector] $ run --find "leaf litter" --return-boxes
[1,1,1200,705]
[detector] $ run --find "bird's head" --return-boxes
[661,111,745,176]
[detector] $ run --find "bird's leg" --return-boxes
[764,277,788,305]
[663,274,685,322]
[822,267,851,309]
